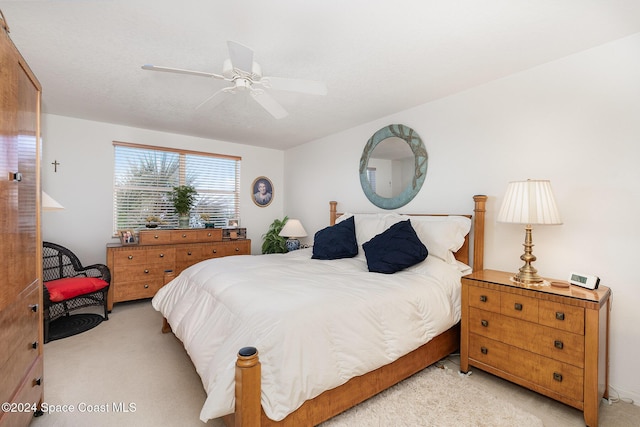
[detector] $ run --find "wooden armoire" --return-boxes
[0,12,44,427]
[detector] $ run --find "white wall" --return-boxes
[284,34,640,404]
[41,115,285,262]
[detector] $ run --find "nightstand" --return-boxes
[460,270,611,427]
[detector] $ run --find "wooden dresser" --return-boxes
[460,270,610,427]
[0,14,44,427]
[106,229,250,310]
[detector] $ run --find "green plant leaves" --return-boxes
[262,216,289,254]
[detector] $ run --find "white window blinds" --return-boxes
[113,142,241,233]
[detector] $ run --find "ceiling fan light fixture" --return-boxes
[142,40,326,119]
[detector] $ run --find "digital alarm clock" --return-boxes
[568,272,600,290]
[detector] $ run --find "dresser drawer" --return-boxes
[112,248,149,265]
[539,300,584,334]
[501,292,538,323]
[467,285,501,313]
[0,287,40,406]
[0,356,43,427]
[114,279,163,302]
[222,240,251,256]
[469,307,584,367]
[469,334,584,402]
[113,264,169,284]
[138,230,172,245]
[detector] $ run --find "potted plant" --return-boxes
[261,216,288,254]
[170,185,197,228]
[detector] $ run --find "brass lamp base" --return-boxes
[513,225,544,284]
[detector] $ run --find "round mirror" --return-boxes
[359,124,428,209]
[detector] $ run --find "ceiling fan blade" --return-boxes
[142,64,224,79]
[195,88,231,110]
[250,91,288,119]
[266,76,328,96]
[227,41,254,73]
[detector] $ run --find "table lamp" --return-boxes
[279,219,307,252]
[497,180,562,284]
[42,191,64,211]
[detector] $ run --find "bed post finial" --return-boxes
[473,195,487,272]
[330,201,338,225]
[233,347,261,427]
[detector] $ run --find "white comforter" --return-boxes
[151,248,463,422]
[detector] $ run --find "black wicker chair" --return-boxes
[42,242,111,343]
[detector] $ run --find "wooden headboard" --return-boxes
[329,195,487,272]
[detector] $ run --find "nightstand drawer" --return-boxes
[468,285,501,313]
[469,307,584,367]
[469,334,584,402]
[539,300,584,335]
[501,292,538,323]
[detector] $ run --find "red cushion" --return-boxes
[45,277,109,302]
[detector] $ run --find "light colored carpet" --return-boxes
[31,300,640,427]
[320,365,542,427]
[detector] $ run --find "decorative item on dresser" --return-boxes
[106,228,250,311]
[460,269,611,427]
[0,13,45,425]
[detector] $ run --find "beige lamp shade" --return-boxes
[497,180,562,225]
[279,219,307,238]
[42,191,64,211]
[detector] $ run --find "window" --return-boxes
[113,142,241,233]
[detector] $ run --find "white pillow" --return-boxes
[385,215,471,265]
[336,213,391,247]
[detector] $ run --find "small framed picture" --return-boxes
[119,229,137,245]
[226,218,239,228]
[252,176,273,207]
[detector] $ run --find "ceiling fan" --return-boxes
[142,41,327,119]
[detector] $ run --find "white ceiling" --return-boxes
[2,1,640,150]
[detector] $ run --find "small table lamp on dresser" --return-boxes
[279,219,307,251]
[497,179,562,284]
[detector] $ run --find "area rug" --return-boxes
[320,365,544,427]
[47,313,104,341]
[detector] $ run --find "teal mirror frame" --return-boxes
[359,124,428,209]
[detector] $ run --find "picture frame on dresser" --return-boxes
[119,229,137,245]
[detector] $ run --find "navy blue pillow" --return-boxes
[312,216,358,260]
[362,220,428,273]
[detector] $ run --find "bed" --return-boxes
[152,195,487,426]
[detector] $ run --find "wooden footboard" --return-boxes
[223,195,486,427]
[225,324,460,427]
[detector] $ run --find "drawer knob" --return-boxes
[187,251,192,256]
[556,312,565,321]
[554,340,564,350]
[514,303,523,311]
[480,295,487,303]
[144,284,149,289]
[144,269,149,274]
[159,253,164,258]
[553,372,563,382]
[207,232,212,237]
[235,247,240,252]
[128,255,133,260]
[33,377,42,387]
[154,235,159,239]
[480,347,488,355]
[182,234,187,238]
[29,304,39,313]
[481,320,489,327]
[212,249,217,254]
[32,341,38,350]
